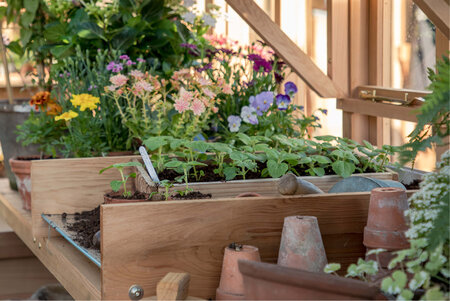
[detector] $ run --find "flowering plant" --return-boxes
[16,91,65,157]
[226,82,325,138]
[105,62,231,143]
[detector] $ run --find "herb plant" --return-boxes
[99,161,142,198]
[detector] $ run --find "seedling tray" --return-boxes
[42,213,101,267]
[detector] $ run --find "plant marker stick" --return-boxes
[139,146,160,183]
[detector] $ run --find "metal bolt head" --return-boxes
[128,285,144,300]
[33,237,37,243]
[38,242,42,249]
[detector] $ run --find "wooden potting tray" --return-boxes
[0,179,101,300]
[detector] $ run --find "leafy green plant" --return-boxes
[99,161,142,197]
[164,158,206,195]
[158,179,173,201]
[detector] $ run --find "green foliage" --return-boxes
[400,56,450,165]
[99,161,142,197]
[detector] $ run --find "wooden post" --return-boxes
[368,0,392,146]
[413,0,449,39]
[327,0,350,138]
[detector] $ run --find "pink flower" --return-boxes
[212,106,219,113]
[179,87,193,102]
[198,77,211,86]
[134,81,153,93]
[105,85,117,92]
[191,98,205,116]
[174,98,190,113]
[129,70,144,79]
[222,84,233,95]
[110,74,128,86]
[203,88,216,99]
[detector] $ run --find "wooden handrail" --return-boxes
[225,0,345,98]
[413,0,449,40]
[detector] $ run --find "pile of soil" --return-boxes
[66,206,100,250]
[105,191,149,200]
[171,191,212,200]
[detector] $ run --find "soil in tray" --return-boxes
[171,191,212,200]
[105,191,149,200]
[157,161,378,183]
[65,206,100,250]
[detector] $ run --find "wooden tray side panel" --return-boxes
[101,193,372,300]
[31,156,140,238]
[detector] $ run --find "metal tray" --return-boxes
[42,213,101,267]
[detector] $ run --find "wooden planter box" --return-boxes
[29,156,415,299]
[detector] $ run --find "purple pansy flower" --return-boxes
[276,94,291,110]
[227,115,242,132]
[320,109,328,115]
[119,54,130,60]
[274,72,284,84]
[250,91,274,115]
[240,106,259,125]
[284,81,298,95]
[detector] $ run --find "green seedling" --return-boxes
[99,161,142,197]
[158,179,174,200]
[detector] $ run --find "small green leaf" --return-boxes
[398,289,414,301]
[224,166,237,181]
[331,161,355,178]
[165,160,183,168]
[110,180,122,192]
[267,160,288,178]
[144,136,168,151]
[324,263,341,274]
[312,167,325,177]
[312,155,332,164]
[423,286,444,300]
[112,162,142,168]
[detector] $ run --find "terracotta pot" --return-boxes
[277,216,327,272]
[235,192,262,198]
[9,157,34,210]
[103,192,150,204]
[239,260,385,300]
[216,244,261,300]
[364,187,409,267]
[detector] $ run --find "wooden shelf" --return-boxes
[0,179,101,300]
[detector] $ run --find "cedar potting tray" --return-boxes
[41,213,101,267]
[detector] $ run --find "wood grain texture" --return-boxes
[0,231,33,259]
[337,98,419,123]
[0,179,101,300]
[31,155,140,238]
[157,272,190,301]
[101,190,415,300]
[413,0,449,39]
[225,0,343,98]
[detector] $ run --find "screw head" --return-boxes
[33,237,37,243]
[38,242,42,249]
[128,285,144,300]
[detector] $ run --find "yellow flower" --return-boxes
[55,110,79,121]
[70,94,100,111]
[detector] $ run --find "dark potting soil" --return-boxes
[105,191,149,200]
[157,161,378,183]
[403,179,421,190]
[66,206,100,250]
[16,155,55,161]
[171,191,212,200]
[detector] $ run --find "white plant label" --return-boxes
[139,146,160,183]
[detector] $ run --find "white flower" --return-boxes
[183,0,195,8]
[240,106,257,124]
[182,11,196,24]
[202,13,216,27]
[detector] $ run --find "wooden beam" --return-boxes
[336,98,419,123]
[413,0,450,39]
[327,0,350,137]
[225,0,344,98]
[356,85,431,101]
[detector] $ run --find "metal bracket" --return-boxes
[359,90,424,106]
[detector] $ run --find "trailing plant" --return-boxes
[99,161,142,197]
[400,56,450,165]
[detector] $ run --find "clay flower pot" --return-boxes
[277,216,327,272]
[364,187,409,267]
[9,157,34,210]
[103,192,150,204]
[238,260,385,300]
[216,244,261,300]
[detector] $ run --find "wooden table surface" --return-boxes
[0,179,101,300]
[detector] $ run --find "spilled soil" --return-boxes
[66,206,100,250]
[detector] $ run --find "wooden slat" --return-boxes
[413,0,450,39]
[31,155,140,238]
[0,179,101,300]
[102,191,414,300]
[0,231,33,259]
[337,98,419,122]
[225,0,344,98]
